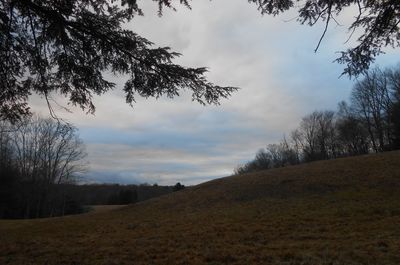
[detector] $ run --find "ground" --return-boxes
[1,151,400,264]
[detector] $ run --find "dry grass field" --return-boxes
[1,151,400,265]
[85,205,127,214]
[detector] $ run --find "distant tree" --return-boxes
[107,193,120,205]
[253,149,272,169]
[290,129,303,163]
[297,110,339,161]
[316,110,337,159]
[390,102,400,149]
[351,68,395,152]
[172,182,185,192]
[11,116,86,186]
[297,112,320,161]
[386,66,400,148]
[234,64,400,175]
[336,101,370,156]
[62,195,84,215]
[119,189,138,204]
[265,144,283,167]
[279,137,300,165]
[0,125,19,218]
[0,115,86,218]
[234,138,300,175]
[234,149,271,175]
[62,183,172,206]
[236,161,256,175]
[266,138,299,167]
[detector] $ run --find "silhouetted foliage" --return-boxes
[236,64,400,174]
[172,182,185,192]
[59,183,173,206]
[0,0,237,122]
[2,1,399,122]
[120,189,137,204]
[250,0,400,76]
[391,102,400,149]
[336,102,370,156]
[108,189,138,205]
[63,195,85,215]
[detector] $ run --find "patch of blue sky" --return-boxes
[79,109,269,153]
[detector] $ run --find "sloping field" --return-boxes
[1,151,400,264]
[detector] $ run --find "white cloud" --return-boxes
[28,0,400,185]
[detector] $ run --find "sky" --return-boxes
[30,0,400,185]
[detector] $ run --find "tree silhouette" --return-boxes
[0,0,237,122]
[250,0,400,76]
[235,65,400,175]
[2,1,399,122]
[0,116,86,218]
[172,182,185,192]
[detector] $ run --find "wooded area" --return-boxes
[1,0,399,223]
[61,183,176,206]
[236,65,400,174]
[0,115,184,219]
[0,116,86,218]
[0,112,187,219]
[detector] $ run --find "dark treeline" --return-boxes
[0,114,186,219]
[0,116,86,219]
[61,183,176,206]
[235,65,400,174]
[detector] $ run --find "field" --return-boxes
[85,205,127,214]
[1,151,400,264]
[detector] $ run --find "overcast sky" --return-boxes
[31,0,400,185]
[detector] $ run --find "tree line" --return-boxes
[0,116,86,219]
[0,114,187,219]
[235,65,400,175]
[62,183,183,206]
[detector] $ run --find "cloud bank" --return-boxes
[29,0,400,185]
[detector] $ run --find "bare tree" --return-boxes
[297,112,320,161]
[234,65,400,175]
[254,149,273,169]
[318,111,337,159]
[0,116,86,218]
[290,129,303,163]
[336,101,370,156]
[386,66,400,148]
[290,110,337,161]
[351,68,395,152]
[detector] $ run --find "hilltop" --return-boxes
[1,151,400,265]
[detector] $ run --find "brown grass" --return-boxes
[85,205,128,214]
[1,151,400,264]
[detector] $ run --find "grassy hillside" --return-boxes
[1,151,400,265]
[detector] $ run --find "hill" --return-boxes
[1,151,400,265]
